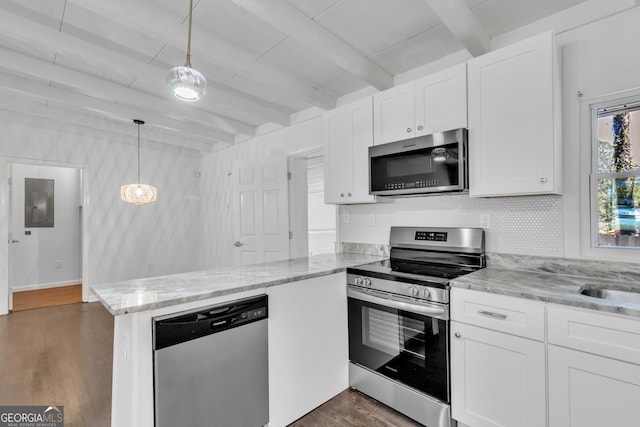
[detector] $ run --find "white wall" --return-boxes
[0,109,203,311]
[10,164,81,290]
[199,117,323,268]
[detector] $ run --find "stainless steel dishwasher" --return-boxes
[153,294,269,427]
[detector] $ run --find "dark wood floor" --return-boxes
[0,302,113,427]
[290,389,423,427]
[0,301,421,427]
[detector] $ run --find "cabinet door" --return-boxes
[549,345,640,427]
[324,97,375,204]
[373,81,415,144]
[468,31,561,197]
[451,321,546,427]
[267,273,348,427]
[414,63,467,136]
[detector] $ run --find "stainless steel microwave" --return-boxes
[369,128,468,196]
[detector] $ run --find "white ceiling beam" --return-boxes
[230,0,393,90]
[66,0,336,110]
[0,8,285,130]
[0,94,219,153]
[423,0,490,57]
[0,72,232,148]
[0,46,253,139]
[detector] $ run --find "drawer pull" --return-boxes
[478,310,507,320]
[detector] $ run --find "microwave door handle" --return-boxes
[347,286,448,320]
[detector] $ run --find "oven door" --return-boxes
[347,286,450,403]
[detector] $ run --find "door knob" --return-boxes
[233,241,243,247]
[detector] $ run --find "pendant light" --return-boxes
[166,0,207,101]
[120,120,157,205]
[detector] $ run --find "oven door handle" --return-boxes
[347,286,449,320]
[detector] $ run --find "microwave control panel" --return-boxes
[384,179,440,190]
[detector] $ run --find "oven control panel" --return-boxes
[346,273,449,304]
[415,231,447,241]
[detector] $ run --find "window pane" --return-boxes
[597,177,640,247]
[597,107,640,173]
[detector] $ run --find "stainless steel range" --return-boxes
[347,226,485,427]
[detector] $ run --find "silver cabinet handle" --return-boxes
[233,241,242,247]
[417,125,423,131]
[340,193,345,197]
[539,177,547,183]
[347,193,352,197]
[454,332,461,339]
[406,128,412,133]
[478,310,507,320]
[10,240,19,244]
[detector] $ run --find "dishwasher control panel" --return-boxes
[153,294,268,350]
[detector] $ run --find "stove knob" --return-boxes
[364,278,372,287]
[410,287,419,297]
[354,277,362,286]
[423,289,431,299]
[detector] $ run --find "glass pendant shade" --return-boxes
[168,0,206,101]
[166,65,207,101]
[121,119,157,205]
[120,183,157,205]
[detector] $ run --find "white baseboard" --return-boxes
[12,280,81,293]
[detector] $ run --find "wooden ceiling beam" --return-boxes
[0,46,253,140]
[0,8,288,129]
[0,73,233,148]
[0,93,220,153]
[66,0,336,110]
[230,0,393,90]
[423,0,490,57]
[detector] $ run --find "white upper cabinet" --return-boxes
[373,81,415,144]
[414,63,467,136]
[468,31,561,197]
[323,97,376,204]
[373,64,467,145]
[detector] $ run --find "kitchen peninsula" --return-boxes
[91,252,385,427]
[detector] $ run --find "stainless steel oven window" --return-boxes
[362,307,401,355]
[361,306,435,363]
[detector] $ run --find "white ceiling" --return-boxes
[0,0,588,151]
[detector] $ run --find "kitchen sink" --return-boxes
[579,285,640,304]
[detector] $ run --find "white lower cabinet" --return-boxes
[450,288,546,427]
[451,321,546,427]
[547,304,640,427]
[452,290,640,427]
[548,345,640,427]
[266,273,348,427]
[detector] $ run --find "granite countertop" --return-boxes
[451,267,640,318]
[91,252,385,316]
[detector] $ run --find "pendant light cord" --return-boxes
[133,119,145,184]
[137,121,141,184]
[185,0,193,68]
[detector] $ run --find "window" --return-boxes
[592,101,640,248]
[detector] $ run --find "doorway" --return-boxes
[289,150,337,258]
[8,162,84,311]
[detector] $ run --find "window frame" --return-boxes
[582,90,640,259]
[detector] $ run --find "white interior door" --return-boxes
[232,158,290,266]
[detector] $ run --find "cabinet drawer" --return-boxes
[548,304,640,364]
[451,288,545,341]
